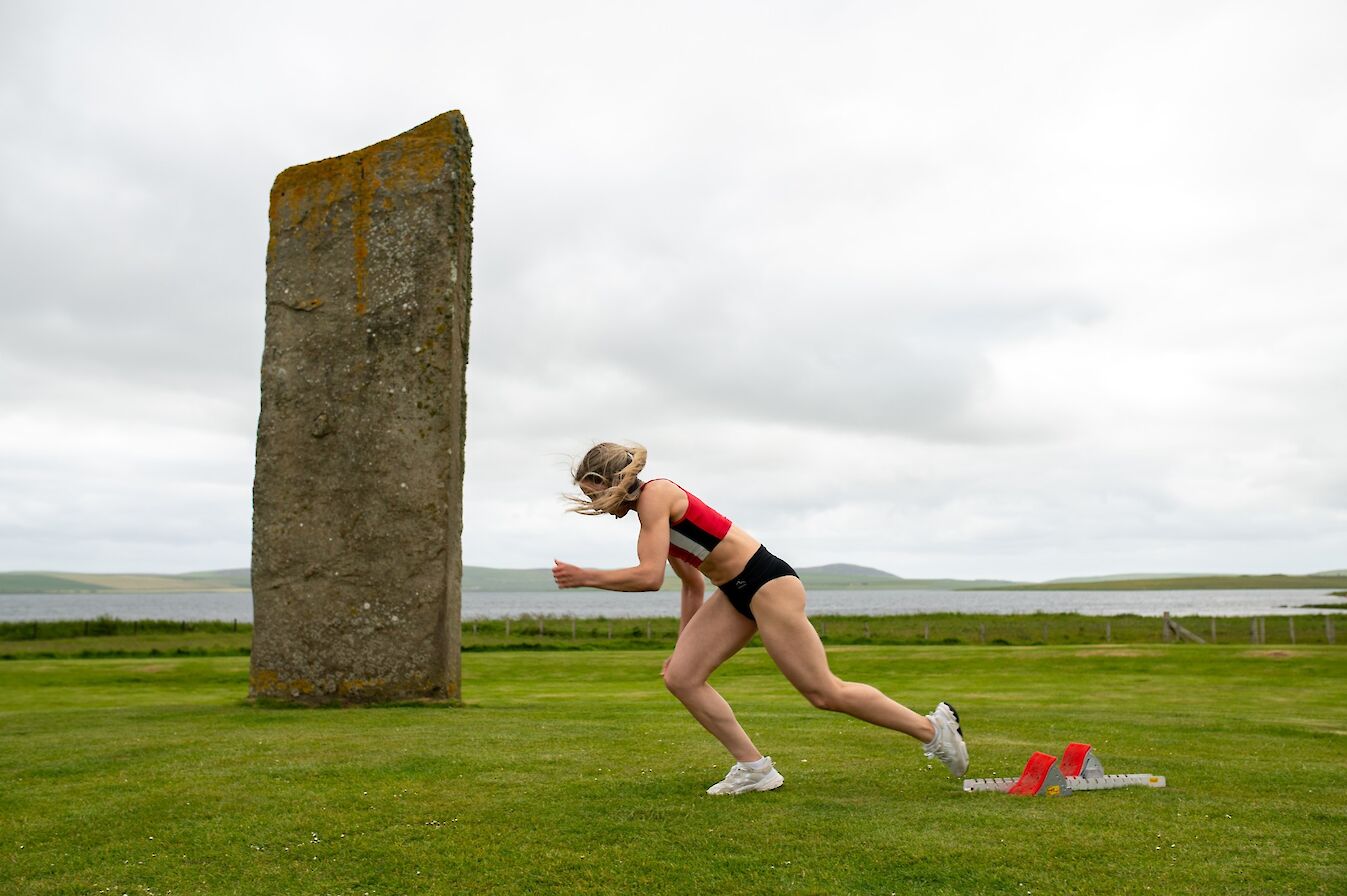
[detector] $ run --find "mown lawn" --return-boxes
[1,644,1343,895]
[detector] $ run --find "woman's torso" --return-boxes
[640,479,759,585]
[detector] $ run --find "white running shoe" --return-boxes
[923,702,968,777]
[706,757,785,795]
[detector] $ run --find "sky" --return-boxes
[1,1,1344,581]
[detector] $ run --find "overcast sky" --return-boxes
[1,1,1343,580]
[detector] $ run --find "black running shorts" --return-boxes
[716,544,798,621]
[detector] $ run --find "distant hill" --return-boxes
[994,574,1347,591]
[797,565,1018,590]
[1,564,1014,593]
[0,570,250,594]
[0,573,116,594]
[1043,573,1213,584]
[801,563,902,581]
[177,568,252,587]
[7,566,1340,594]
[461,564,1017,592]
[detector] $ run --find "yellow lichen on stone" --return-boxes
[336,677,389,697]
[352,158,376,316]
[250,668,316,697]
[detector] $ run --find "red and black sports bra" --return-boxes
[641,478,732,568]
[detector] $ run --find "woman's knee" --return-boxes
[800,679,846,712]
[663,665,704,699]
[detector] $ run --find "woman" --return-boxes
[552,442,968,795]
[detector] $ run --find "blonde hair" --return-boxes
[566,442,648,515]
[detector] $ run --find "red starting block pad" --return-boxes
[1061,742,1104,779]
[962,743,1166,796]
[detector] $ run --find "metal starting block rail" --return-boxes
[962,743,1166,796]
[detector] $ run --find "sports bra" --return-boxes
[641,478,732,568]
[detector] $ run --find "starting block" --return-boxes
[962,743,1166,796]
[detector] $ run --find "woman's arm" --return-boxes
[552,499,671,592]
[668,557,705,633]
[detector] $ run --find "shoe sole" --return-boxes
[941,702,963,737]
[938,702,969,777]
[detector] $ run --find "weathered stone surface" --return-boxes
[250,112,471,704]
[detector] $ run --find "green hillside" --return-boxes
[0,573,115,594]
[2,565,1013,593]
[5,565,1341,594]
[993,574,1347,591]
[1043,572,1212,584]
[0,570,249,594]
[460,565,1017,592]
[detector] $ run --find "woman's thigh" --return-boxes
[750,577,837,693]
[665,592,758,685]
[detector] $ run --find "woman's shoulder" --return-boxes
[640,478,683,500]
[636,478,687,516]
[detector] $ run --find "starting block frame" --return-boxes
[963,743,1166,796]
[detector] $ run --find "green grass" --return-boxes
[1,645,1343,894]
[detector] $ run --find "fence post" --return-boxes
[978,623,986,644]
[1260,617,1267,644]
[924,623,930,642]
[571,616,576,639]
[1164,612,1205,644]
[820,620,827,638]
[1250,618,1257,644]
[1210,617,1216,643]
[1288,617,1295,645]
[1327,615,1336,646]
[1105,621,1111,643]
[1163,613,1172,643]
[1042,622,1049,643]
[505,618,511,637]
[607,621,612,640]
[863,623,871,640]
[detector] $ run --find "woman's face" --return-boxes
[580,482,633,518]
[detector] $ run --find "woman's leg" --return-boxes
[751,577,936,742]
[662,592,762,761]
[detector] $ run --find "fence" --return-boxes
[2,612,1341,650]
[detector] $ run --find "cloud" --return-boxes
[1,0,1344,577]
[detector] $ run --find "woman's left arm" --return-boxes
[668,557,705,633]
[553,501,670,592]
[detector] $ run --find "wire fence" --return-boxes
[1,612,1339,652]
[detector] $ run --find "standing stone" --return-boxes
[250,112,471,704]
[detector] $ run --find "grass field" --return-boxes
[2,643,1344,895]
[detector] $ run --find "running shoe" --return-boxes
[923,702,968,777]
[705,758,785,795]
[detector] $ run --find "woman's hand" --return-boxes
[552,559,590,589]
